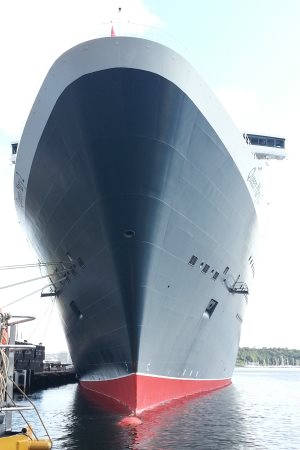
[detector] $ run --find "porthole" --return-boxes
[124,229,135,238]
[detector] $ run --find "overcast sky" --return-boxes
[0,0,299,352]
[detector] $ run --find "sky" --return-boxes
[0,0,299,352]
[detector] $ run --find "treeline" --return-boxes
[237,347,300,366]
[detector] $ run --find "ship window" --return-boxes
[11,143,18,154]
[248,134,285,149]
[202,264,210,273]
[223,266,229,275]
[205,299,218,318]
[212,271,219,280]
[188,255,198,266]
[275,139,284,148]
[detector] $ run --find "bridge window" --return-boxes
[275,139,284,148]
[246,134,285,149]
[259,138,267,146]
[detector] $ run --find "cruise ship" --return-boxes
[13,33,285,414]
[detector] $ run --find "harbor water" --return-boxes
[13,368,300,449]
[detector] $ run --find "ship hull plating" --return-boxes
[81,374,231,414]
[15,38,258,413]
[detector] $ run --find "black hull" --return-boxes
[23,67,257,384]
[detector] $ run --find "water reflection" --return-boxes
[120,386,260,450]
[12,369,300,449]
[61,382,259,450]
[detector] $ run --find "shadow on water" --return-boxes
[13,369,300,449]
[58,382,260,450]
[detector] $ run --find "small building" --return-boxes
[14,341,45,373]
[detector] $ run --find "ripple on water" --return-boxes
[12,368,300,449]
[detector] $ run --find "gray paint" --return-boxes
[22,66,257,383]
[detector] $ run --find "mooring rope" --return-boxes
[1,287,44,310]
[0,262,67,271]
[0,270,66,291]
[28,301,54,341]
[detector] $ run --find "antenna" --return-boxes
[119,6,122,35]
[111,7,122,37]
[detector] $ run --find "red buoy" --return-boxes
[118,416,142,427]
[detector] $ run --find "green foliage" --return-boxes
[236,347,300,366]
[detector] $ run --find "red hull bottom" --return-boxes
[80,374,231,414]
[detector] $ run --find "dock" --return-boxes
[32,368,77,390]
[12,341,77,392]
